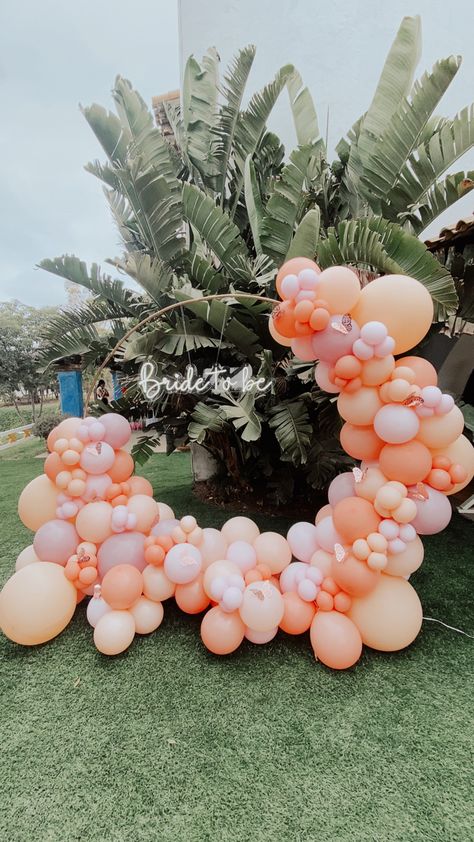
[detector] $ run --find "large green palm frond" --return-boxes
[268,399,312,465]
[220,392,262,442]
[38,256,147,314]
[182,48,220,184]
[399,171,474,234]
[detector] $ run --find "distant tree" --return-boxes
[0,301,59,420]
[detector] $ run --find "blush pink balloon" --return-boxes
[315,516,344,553]
[164,544,202,584]
[33,519,79,565]
[291,336,317,361]
[314,361,341,394]
[99,414,132,449]
[151,518,180,537]
[80,441,116,475]
[410,486,452,535]
[196,527,228,568]
[97,531,146,577]
[328,471,356,507]
[312,316,360,364]
[83,474,113,502]
[286,522,319,562]
[226,540,257,574]
[374,405,420,444]
[279,562,309,593]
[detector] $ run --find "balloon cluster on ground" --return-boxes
[1,261,473,668]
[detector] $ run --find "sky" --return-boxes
[0,0,180,307]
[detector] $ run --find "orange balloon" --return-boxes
[18,474,59,532]
[340,423,384,461]
[360,355,395,386]
[395,356,437,387]
[128,476,154,497]
[76,501,113,544]
[379,440,433,485]
[348,574,422,651]
[276,257,320,297]
[434,435,474,495]
[44,452,63,482]
[271,301,298,338]
[354,467,387,502]
[351,274,434,354]
[279,591,315,634]
[310,610,362,669]
[200,606,245,654]
[108,449,134,483]
[417,406,464,450]
[127,495,159,533]
[331,554,380,597]
[268,314,293,347]
[332,497,380,543]
[175,576,210,614]
[101,564,143,610]
[337,386,383,426]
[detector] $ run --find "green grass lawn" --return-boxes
[0,401,60,433]
[0,442,473,841]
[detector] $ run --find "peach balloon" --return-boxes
[239,580,285,632]
[18,474,59,532]
[99,413,132,449]
[15,545,40,571]
[384,536,424,578]
[157,502,175,521]
[395,356,438,387]
[203,560,241,599]
[197,528,228,568]
[276,257,320,297]
[280,591,315,634]
[417,406,465,449]
[268,314,292,347]
[129,596,164,634]
[44,452,63,482]
[142,565,175,601]
[93,610,135,655]
[128,476,154,497]
[108,449,134,483]
[101,564,143,610]
[253,532,291,575]
[360,355,395,386]
[47,417,81,452]
[340,423,384,461]
[221,516,260,544]
[316,266,361,314]
[331,554,380,597]
[379,440,433,485]
[0,563,77,645]
[315,504,333,524]
[338,387,383,426]
[80,441,115,475]
[201,606,245,654]
[348,575,422,651]
[354,467,387,502]
[435,435,474,495]
[127,495,159,533]
[310,611,362,669]
[175,576,210,614]
[332,497,380,543]
[352,274,434,354]
[76,501,113,544]
[310,550,333,577]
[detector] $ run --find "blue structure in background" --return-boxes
[112,371,122,401]
[58,370,83,417]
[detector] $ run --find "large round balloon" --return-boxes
[379,440,432,486]
[340,423,384,461]
[351,275,434,354]
[94,610,135,655]
[310,611,362,669]
[201,606,245,654]
[33,519,79,565]
[338,387,383,427]
[98,532,146,577]
[384,536,424,578]
[417,406,465,450]
[394,356,437,387]
[410,486,452,535]
[348,575,422,651]
[434,435,474,495]
[0,563,77,645]
[18,474,59,531]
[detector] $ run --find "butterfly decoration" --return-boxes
[331,314,353,334]
[352,466,368,483]
[403,393,425,407]
[408,482,429,501]
[271,304,282,321]
[334,543,347,563]
[96,442,102,455]
[252,588,265,601]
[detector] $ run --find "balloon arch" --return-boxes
[1,261,473,669]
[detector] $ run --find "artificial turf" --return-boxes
[0,442,473,841]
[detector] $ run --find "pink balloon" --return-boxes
[151,518,180,537]
[99,414,132,449]
[226,541,257,574]
[33,519,79,565]
[80,441,116,475]
[286,522,319,562]
[83,474,113,502]
[164,544,202,584]
[314,361,340,394]
[315,516,343,553]
[410,486,452,535]
[291,336,317,362]
[328,472,356,507]
[374,405,420,444]
[312,316,360,364]
[98,531,146,577]
[280,562,310,593]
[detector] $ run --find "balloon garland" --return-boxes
[1,262,473,668]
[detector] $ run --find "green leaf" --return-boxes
[182,49,220,181]
[220,392,262,442]
[286,69,322,147]
[112,76,153,139]
[134,171,185,264]
[123,318,225,360]
[172,286,261,358]
[402,171,474,234]
[244,155,264,254]
[80,103,130,165]
[215,45,256,203]
[38,256,143,313]
[286,207,320,260]
[269,399,312,465]
[260,145,314,264]
[107,253,173,303]
[189,402,226,443]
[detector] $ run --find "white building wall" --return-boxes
[178,0,474,237]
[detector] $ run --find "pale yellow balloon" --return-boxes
[15,545,40,571]
[93,610,135,655]
[434,434,474,495]
[0,562,77,645]
[76,501,113,543]
[129,596,164,634]
[127,495,160,533]
[18,474,58,531]
[221,516,260,544]
[337,386,383,426]
[142,565,175,601]
[352,275,434,354]
[417,406,465,450]
[348,574,422,651]
[253,532,291,574]
[317,266,361,314]
[384,536,424,578]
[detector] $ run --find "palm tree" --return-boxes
[39,16,474,502]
